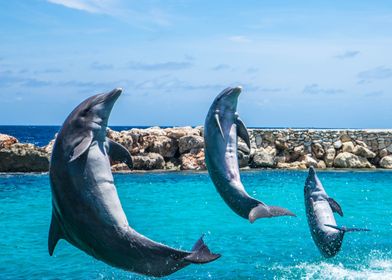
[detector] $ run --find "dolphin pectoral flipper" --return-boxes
[184,235,221,264]
[69,132,93,162]
[324,224,371,232]
[106,138,133,168]
[235,117,250,150]
[248,204,296,223]
[327,197,343,217]
[48,212,63,256]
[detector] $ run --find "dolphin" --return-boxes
[49,88,220,277]
[204,86,295,223]
[304,166,370,258]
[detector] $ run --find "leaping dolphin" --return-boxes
[204,86,295,223]
[48,88,220,277]
[304,166,370,258]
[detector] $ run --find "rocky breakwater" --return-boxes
[250,129,392,170]
[1,128,392,173]
[107,126,206,171]
[0,134,49,172]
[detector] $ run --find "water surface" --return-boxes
[0,170,391,279]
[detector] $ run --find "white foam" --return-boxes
[271,252,392,280]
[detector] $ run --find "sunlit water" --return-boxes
[0,170,391,279]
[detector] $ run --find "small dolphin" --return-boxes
[204,86,295,223]
[304,166,370,258]
[49,88,220,277]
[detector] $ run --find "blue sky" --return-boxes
[0,0,391,128]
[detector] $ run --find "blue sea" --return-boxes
[1,170,391,279]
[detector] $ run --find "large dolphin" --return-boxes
[204,86,295,223]
[49,88,220,277]
[304,166,370,258]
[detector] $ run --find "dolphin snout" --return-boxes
[106,88,122,101]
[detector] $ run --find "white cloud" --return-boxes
[228,36,251,43]
[47,0,111,14]
[46,0,172,27]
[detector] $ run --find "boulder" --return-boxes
[380,155,392,169]
[291,145,305,161]
[146,135,178,158]
[333,152,373,168]
[0,143,49,172]
[179,149,205,170]
[178,135,204,154]
[342,142,354,153]
[132,153,165,170]
[0,134,18,149]
[333,140,342,149]
[312,143,325,159]
[324,146,336,167]
[251,148,275,168]
[107,129,133,151]
[379,148,389,158]
[301,154,318,168]
[352,145,376,159]
[317,160,327,169]
[340,134,352,143]
[275,138,288,151]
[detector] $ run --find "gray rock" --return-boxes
[379,148,389,158]
[251,148,275,168]
[333,140,342,149]
[132,153,165,170]
[352,145,376,159]
[178,135,204,154]
[324,146,336,167]
[147,135,178,158]
[342,142,354,153]
[380,155,392,169]
[333,152,373,168]
[312,142,325,159]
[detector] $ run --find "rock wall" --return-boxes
[1,128,392,172]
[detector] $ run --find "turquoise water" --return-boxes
[0,170,391,279]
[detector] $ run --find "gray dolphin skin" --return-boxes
[204,86,295,223]
[48,88,220,277]
[304,166,370,258]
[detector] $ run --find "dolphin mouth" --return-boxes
[105,88,122,102]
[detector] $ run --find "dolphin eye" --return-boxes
[82,108,89,116]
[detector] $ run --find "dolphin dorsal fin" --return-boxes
[69,132,93,162]
[327,197,343,217]
[235,117,250,150]
[106,138,133,169]
[48,212,64,256]
[214,113,225,140]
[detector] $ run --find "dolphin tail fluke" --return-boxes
[324,224,371,233]
[248,204,296,223]
[48,212,63,256]
[184,235,221,264]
